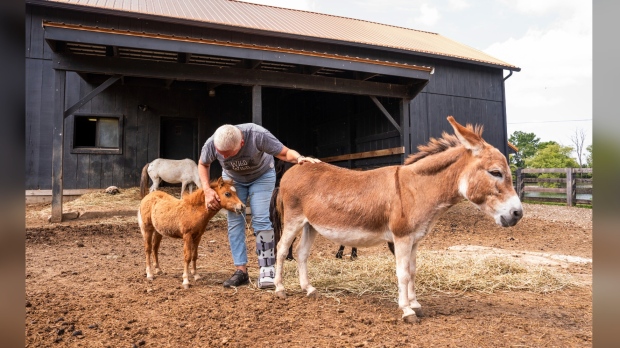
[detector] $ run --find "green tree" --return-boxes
[538,140,559,151]
[525,144,580,188]
[586,144,592,168]
[525,144,580,168]
[508,131,540,168]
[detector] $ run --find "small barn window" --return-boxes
[72,115,123,154]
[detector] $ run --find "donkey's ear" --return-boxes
[447,116,483,155]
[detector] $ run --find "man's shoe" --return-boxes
[223,270,249,288]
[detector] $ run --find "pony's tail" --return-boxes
[269,187,282,254]
[140,162,150,198]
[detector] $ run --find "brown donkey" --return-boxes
[271,116,523,323]
[138,178,245,289]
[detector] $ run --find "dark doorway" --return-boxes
[160,117,198,160]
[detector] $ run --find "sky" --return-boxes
[238,0,593,157]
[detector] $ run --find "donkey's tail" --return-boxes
[140,162,151,198]
[269,186,283,253]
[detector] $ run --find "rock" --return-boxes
[47,211,80,222]
[105,186,120,194]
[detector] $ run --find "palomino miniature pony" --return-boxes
[138,177,245,289]
[140,158,202,198]
[271,116,523,323]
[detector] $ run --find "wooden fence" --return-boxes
[515,168,592,206]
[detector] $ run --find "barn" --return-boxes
[25,0,520,221]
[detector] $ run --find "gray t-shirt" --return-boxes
[200,123,284,183]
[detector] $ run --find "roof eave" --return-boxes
[26,0,520,72]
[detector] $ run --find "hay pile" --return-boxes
[277,251,576,300]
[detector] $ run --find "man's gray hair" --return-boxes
[213,124,242,151]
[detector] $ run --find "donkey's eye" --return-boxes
[489,170,503,178]
[225,192,232,197]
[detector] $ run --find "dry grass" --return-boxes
[278,251,577,300]
[26,187,228,225]
[66,187,143,210]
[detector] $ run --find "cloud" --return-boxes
[414,3,441,26]
[448,0,471,11]
[486,1,592,146]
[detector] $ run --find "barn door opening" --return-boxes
[160,117,198,161]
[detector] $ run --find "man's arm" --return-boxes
[275,146,321,164]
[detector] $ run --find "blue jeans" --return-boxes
[222,169,276,266]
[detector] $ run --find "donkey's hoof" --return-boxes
[275,290,287,299]
[412,307,423,317]
[402,313,420,324]
[182,284,190,290]
[306,290,318,298]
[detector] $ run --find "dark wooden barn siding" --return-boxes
[25,5,510,189]
[410,61,506,154]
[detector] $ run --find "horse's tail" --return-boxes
[269,186,282,254]
[140,162,151,198]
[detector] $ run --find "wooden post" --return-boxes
[51,69,66,223]
[252,85,262,125]
[566,168,574,206]
[516,168,524,201]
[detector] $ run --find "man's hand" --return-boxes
[297,156,321,164]
[204,187,221,211]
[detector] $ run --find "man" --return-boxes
[198,123,320,288]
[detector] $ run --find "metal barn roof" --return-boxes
[29,0,519,70]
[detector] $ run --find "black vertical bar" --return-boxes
[252,85,262,125]
[400,99,411,160]
[51,69,66,222]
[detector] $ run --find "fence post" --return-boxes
[516,168,524,201]
[566,168,575,206]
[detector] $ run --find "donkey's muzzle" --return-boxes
[500,207,523,227]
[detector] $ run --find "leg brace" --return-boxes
[255,229,275,288]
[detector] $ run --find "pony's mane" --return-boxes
[404,123,483,165]
[183,188,205,205]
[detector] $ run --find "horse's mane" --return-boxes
[404,123,483,165]
[183,188,205,205]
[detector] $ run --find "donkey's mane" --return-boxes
[404,123,483,165]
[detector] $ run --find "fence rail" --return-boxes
[515,168,592,206]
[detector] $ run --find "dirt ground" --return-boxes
[25,191,592,348]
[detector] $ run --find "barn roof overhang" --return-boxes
[44,22,433,100]
[28,0,519,72]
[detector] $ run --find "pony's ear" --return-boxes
[447,116,483,155]
[217,177,224,188]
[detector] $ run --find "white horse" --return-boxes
[140,158,202,198]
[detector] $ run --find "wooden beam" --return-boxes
[44,24,433,80]
[63,74,121,118]
[305,66,323,75]
[356,72,379,81]
[369,96,401,133]
[320,147,404,163]
[53,53,415,98]
[27,189,101,196]
[51,69,66,223]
